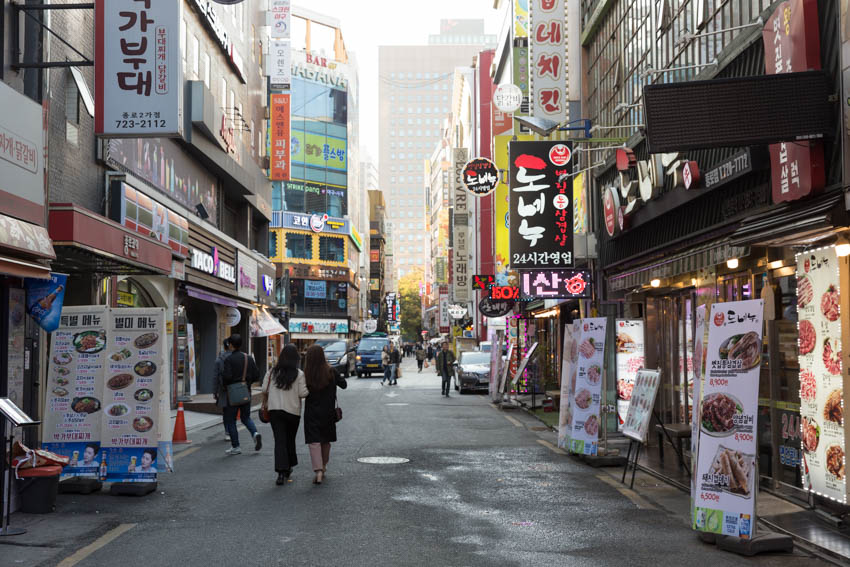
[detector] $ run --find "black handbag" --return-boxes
[334,394,342,423]
[226,354,251,406]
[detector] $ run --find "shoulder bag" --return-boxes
[334,397,343,423]
[259,370,272,423]
[226,354,252,406]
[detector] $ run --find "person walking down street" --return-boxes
[381,346,391,386]
[415,343,426,372]
[426,343,434,361]
[213,338,232,442]
[221,334,262,455]
[435,341,456,397]
[388,343,401,385]
[303,345,347,485]
[262,344,309,485]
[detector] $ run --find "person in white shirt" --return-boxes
[261,344,309,485]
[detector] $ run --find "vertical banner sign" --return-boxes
[452,148,470,303]
[568,318,608,455]
[512,42,531,136]
[558,322,579,448]
[762,0,824,203]
[514,0,529,37]
[439,286,450,332]
[529,0,566,123]
[24,272,68,333]
[573,172,588,234]
[694,299,764,539]
[102,308,165,483]
[614,319,645,429]
[797,247,847,502]
[269,0,291,39]
[494,135,531,284]
[186,323,197,396]
[95,0,181,137]
[691,304,707,520]
[269,40,292,90]
[270,94,291,181]
[508,141,574,268]
[42,307,109,481]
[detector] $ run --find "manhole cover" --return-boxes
[357,456,410,464]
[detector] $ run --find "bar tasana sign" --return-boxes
[693,299,763,539]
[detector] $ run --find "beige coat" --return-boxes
[262,369,309,415]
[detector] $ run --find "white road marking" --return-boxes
[595,473,657,510]
[536,439,567,455]
[503,414,523,427]
[56,523,137,567]
[385,392,399,398]
[174,446,201,461]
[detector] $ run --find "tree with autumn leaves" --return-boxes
[397,267,424,342]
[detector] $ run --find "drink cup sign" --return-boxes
[462,158,499,197]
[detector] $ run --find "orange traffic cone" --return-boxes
[172,402,192,444]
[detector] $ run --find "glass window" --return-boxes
[180,20,186,62]
[319,236,345,262]
[286,233,313,259]
[203,53,211,88]
[269,232,278,258]
[192,35,200,78]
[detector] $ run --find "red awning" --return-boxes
[48,203,172,276]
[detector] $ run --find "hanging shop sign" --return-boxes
[448,304,468,319]
[508,141,574,267]
[269,40,291,90]
[796,247,847,502]
[453,148,470,302]
[614,319,646,429]
[111,182,190,257]
[472,274,496,291]
[236,251,258,301]
[363,319,378,333]
[191,0,245,81]
[462,158,499,197]
[520,269,591,299]
[268,0,291,39]
[270,94,291,181]
[284,263,349,282]
[493,83,523,113]
[291,130,347,171]
[558,321,580,448]
[603,185,620,237]
[694,299,764,538]
[566,318,608,456]
[489,285,521,300]
[0,81,45,226]
[439,287,450,331]
[95,0,181,137]
[190,246,236,283]
[528,0,566,123]
[24,273,68,333]
[479,297,514,318]
[704,149,756,190]
[272,211,349,235]
[288,317,349,334]
[224,307,241,327]
[763,0,824,204]
[261,274,274,298]
[621,369,661,443]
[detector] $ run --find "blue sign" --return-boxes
[25,272,68,333]
[304,280,326,299]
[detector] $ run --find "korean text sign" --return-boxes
[520,269,590,299]
[453,148,470,302]
[508,141,574,268]
[529,0,566,123]
[270,94,291,181]
[796,247,846,502]
[621,369,661,443]
[95,0,181,136]
[693,300,763,539]
[567,318,607,455]
[614,319,645,429]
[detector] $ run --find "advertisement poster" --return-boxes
[101,308,164,483]
[558,322,579,449]
[797,247,846,502]
[568,318,608,456]
[622,369,661,443]
[24,273,68,333]
[615,319,645,429]
[693,300,763,538]
[186,323,197,396]
[42,306,109,480]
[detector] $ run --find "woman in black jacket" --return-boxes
[303,344,347,485]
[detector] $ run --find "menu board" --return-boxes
[622,369,661,443]
[693,299,763,539]
[615,319,645,429]
[567,318,608,456]
[558,322,579,449]
[797,247,846,502]
[102,308,165,483]
[42,306,109,481]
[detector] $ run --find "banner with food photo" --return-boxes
[42,306,109,480]
[568,318,607,456]
[101,308,165,483]
[796,247,846,502]
[615,319,645,430]
[558,322,579,449]
[693,299,763,539]
[621,369,661,443]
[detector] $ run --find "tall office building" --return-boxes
[377,20,495,281]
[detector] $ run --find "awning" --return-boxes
[291,333,341,340]
[0,254,52,279]
[48,203,171,276]
[0,213,55,260]
[250,307,285,338]
[185,285,237,307]
[729,191,847,247]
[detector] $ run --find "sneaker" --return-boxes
[225,447,242,456]
[224,435,231,442]
[254,432,263,451]
[380,381,385,386]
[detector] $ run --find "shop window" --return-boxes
[286,233,313,259]
[269,232,278,258]
[319,236,344,263]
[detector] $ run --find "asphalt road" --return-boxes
[17,356,831,567]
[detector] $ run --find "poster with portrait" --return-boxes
[693,300,763,539]
[614,319,645,429]
[568,318,608,455]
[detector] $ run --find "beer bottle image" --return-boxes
[99,451,108,481]
[37,285,64,310]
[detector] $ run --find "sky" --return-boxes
[294,0,504,165]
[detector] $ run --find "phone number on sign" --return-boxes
[114,120,168,129]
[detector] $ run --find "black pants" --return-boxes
[417,359,424,371]
[441,372,451,395]
[269,410,300,473]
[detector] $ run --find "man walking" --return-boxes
[214,338,231,442]
[220,334,262,455]
[381,346,390,386]
[415,343,426,372]
[388,342,401,385]
[435,341,455,397]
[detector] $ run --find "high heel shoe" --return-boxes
[313,470,324,484]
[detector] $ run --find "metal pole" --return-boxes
[0,429,26,536]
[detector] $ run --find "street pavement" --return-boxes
[5,356,833,567]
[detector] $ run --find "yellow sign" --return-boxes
[117,291,135,306]
[573,172,587,234]
[291,130,347,171]
[166,321,174,334]
[494,134,533,284]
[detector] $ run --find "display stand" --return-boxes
[621,439,642,489]
[0,398,40,536]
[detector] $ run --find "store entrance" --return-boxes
[645,292,694,427]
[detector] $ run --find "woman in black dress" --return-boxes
[303,344,347,485]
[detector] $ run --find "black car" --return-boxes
[355,337,390,377]
[453,350,491,394]
[319,340,356,378]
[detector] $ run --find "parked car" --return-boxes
[355,336,390,377]
[454,350,491,394]
[319,340,356,378]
